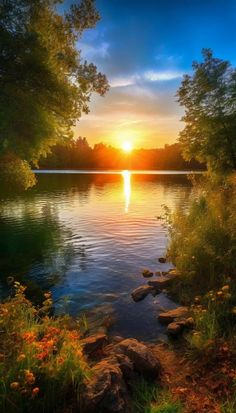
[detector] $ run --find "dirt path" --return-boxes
[151,343,224,413]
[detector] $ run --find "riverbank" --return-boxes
[2,272,236,413]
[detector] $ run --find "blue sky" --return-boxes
[74,0,236,148]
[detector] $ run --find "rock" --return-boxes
[158,257,166,263]
[158,307,189,325]
[155,271,162,276]
[81,333,108,355]
[131,285,156,302]
[81,359,130,413]
[142,269,154,278]
[167,321,185,336]
[114,338,161,378]
[148,276,175,290]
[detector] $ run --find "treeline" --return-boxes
[38,138,203,170]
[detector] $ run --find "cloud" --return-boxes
[109,70,183,89]
[144,70,183,81]
[79,41,110,60]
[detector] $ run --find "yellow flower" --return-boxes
[17,353,26,362]
[10,382,20,390]
[217,291,223,296]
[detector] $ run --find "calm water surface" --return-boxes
[0,171,195,341]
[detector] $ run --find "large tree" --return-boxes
[177,49,236,173]
[0,0,109,188]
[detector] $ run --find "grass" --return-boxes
[166,174,236,348]
[132,378,183,413]
[0,282,89,413]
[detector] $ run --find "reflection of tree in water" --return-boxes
[0,201,75,301]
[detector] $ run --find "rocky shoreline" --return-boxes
[79,258,194,412]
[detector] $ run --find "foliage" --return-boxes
[0,153,36,190]
[167,174,236,302]
[0,282,89,413]
[132,378,182,413]
[177,49,236,173]
[0,0,109,185]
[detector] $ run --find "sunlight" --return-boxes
[122,141,133,153]
[122,170,131,213]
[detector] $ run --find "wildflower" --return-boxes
[22,332,36,343]
[10,382,20,390]
[17,353,26,362]
[24,370,35,385]
[222,285,230,292]
[217,291,223,296]
[232,307,236,315]
[32,387,39,396]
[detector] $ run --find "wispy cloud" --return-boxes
[144,70,183,81]
[80,41,110,60]
[109,70,183,88]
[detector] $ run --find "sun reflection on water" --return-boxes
[122,170,131,213]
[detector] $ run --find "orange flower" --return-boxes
[24,370,35,385]
[22,332,36,343]
[32,387,39,396]
[17,353,26,362]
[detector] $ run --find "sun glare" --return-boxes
[122,141,133,153]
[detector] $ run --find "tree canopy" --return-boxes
[0,0,109,185]
[177,49,236,174]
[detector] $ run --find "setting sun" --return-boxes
[122,141,133,153]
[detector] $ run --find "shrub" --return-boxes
[0,282,89,413]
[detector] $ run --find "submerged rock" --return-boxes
[114,338,161,378]
[131,285,156,302]
[158,307,189,325]
[158,257,166,263]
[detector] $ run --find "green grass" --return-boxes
[132,378,182,413]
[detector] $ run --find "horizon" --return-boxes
[72,0,236,149]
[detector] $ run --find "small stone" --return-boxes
[131,285,156,302]
[167,321,185,336]
[142,269,154,278]
[158,307,189,325]
[158,257,166,263]
[81,333,108,355]
[155,271,162,276]
[148,276,174,290]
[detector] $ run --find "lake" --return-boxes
[0,171,196,341]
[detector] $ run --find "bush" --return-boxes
[0,154,36,191]
[0,282,89,413]
[167,174,236,302]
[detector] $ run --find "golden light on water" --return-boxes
[122,170,131,213]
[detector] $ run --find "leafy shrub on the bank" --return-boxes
[0,282,89,413]
[168,174,236,302]
[188,284,236,351]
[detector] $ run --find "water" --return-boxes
[0,171,195,341]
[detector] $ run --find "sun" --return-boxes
[122,141,133,153]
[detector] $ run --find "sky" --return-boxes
[74,0,236,148]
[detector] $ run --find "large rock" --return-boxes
[142,269,154,278]
[81,333,108,355]
[81,358,130,413]
[114,338,161,378]
[158,307,189,325]
[148,275,175,290]
[131,285,156,302]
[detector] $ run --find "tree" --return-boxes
[177,49,236,173]
[0,0,109,187]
